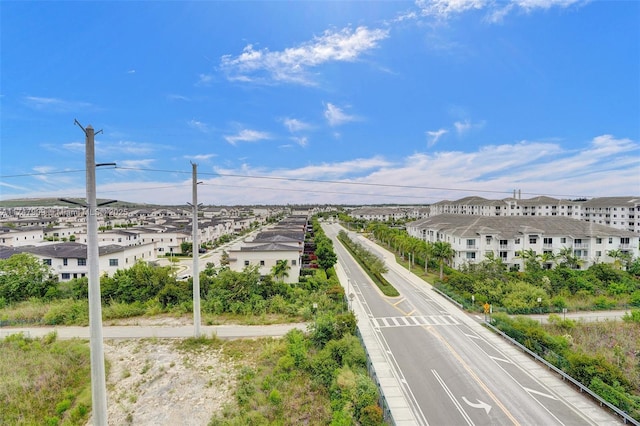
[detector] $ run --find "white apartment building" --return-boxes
[423,196,639,234]
[407,214,639,271]
[0,226,45,247]
[13,242,156,281]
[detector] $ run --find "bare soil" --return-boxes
[92,317,237,425]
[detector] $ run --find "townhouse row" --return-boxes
[226,216,311,284]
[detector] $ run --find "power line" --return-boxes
[201,182,438,200]
[2,165,592,199]
[0,169,86,178]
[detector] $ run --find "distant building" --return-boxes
[406,214,639,271]
[9,242,156,281]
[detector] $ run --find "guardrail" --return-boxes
[355,326,395,425]
[484,320,639,425]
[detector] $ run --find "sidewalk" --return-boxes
[0,323,308,340]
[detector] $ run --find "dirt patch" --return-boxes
[91,318,238,425]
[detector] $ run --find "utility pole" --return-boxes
[191,162,201,337]
[76,120,108,426]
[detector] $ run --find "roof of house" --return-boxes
[409,214,637,239]
[240,243,301,252]
[11,242,127,258]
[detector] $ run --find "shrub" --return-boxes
[359,404,383,426]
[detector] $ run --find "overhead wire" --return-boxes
[1,165,592,200]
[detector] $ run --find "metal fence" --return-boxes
[484,320,639,425]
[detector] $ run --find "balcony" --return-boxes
[573,243,589,249]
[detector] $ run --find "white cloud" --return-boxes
[4,136,638,205]
[290,136,309,147]
[414,0,586,21]
[417,0,487,18]
[188,119,209,133]
[224,129,271,145]
[426,128,448,147]
[196,73,214,86]
[184,154,217,162]
[220,26,389,85]
[167,94,190,101]
[453,119,485,135]
[283,117,311,133]
[23,96,93,112]
[454,119,472,134]
[117,159,155,170]
[324,103,357,127]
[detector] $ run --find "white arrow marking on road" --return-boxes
[462,397,492,415]
[523,387,557,400]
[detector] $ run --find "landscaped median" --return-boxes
[337,230,399,297]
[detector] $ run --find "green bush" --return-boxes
[42,299,88,325]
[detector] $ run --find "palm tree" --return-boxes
[424,241,434,274]
[271,259,290,282]
[607,249,623,270]
[558,247,583,269]
[432,241,455,280]
[540,251,556,270]
[517,248,541,271]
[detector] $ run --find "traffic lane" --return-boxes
[382,267,603,425]
[444,321,601,426]
[381,324,520,425]
[377,267,599,425]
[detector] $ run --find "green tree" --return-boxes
[271,260,291,282]
[180,241,192,255]
[432,241,455,280]
[316,242,338,272]
[0,253,56,303]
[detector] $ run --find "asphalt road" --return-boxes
[324,223,623,426]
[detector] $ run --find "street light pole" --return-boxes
[77,121,108,426]
[190,162,201,337]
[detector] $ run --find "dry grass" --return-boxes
[547,319,640,393]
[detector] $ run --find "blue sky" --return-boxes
[1,0,638,205]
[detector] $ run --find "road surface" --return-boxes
[324,223,623,426]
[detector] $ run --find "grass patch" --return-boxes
[0,332,92,425]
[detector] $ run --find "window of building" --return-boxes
[109,259,118,267]
[543,237,553,245]
[596,238,602,244]
[43,258,52,266]
[561,238,566,243]
[596,251,602,257]
[621,237,630,245]
[63,258,68,266]
[609,237,613,243]
[529,237,537,244]
[78,258,86,266]
[467,239,476,248]
[515,238,521,244]
[244,260,250,266]
[292,259,297,266]
[260,260,265,266]
[466,252,476,260]
[61,273,70,279]
[499,251,507,259]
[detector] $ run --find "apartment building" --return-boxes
[423,196,639,234]
[407,214,639,271]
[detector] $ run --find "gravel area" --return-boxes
[88,317,238,425]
